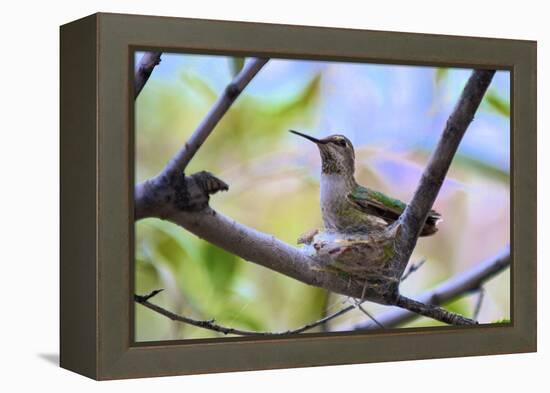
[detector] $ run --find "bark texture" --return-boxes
[134,62,501,327]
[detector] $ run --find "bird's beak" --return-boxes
[289,130,327,144]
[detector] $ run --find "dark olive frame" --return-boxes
[60,12,536,380]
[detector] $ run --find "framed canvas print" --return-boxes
[60,13,537,380]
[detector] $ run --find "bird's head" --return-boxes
[290,130,355,175]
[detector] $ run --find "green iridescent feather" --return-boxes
[348,185,406,216]
[347,185,441,236]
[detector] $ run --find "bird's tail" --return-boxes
[420,210,443,237]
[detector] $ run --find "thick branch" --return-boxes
[354,247,510,330]
[163,57,269,175]
[140,185,476,326]
[136,247,509,336]
[135,58,269,219]
[134,60,500,328]
[165,207,361,298]
[134,51,162,98]
[390,69,496,280]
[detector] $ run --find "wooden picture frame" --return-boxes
[60,12,536,380]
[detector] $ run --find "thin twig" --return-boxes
[134,288,164,302]
[137,246,509,335]
[401,259,427,282]
[134,51,162,98]
[473,287,485,320]
[355,303,385,328]
[135,289,357,336]
[354,247,510,330]
[134,60,501,328]
[163,58,269,175]
[353,280,385,328]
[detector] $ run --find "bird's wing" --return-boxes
[347,185,442,225]
[346,186,406,222]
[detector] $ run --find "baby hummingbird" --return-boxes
[290,130,441,236]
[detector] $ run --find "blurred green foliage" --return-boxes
[484,90,511,117]
[135,56,510,341]
[434,68,449,85]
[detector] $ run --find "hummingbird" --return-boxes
[290,130,441,236]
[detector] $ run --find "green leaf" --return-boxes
[201,243,240,293]
[444,297,470,318]
[483,90,510,117]
[137,220,215,312]
[145,219,202,262]
[230,57,245,76]
[135,257,161,295]
[155,235,187,272]
[413,149,509,183]
[180,72,218,102]
[262,74,322,116]
[304,288,330,328]
[435,68,449,84]
[452,154,510,183]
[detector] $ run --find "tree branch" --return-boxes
[395,295,476,325]
[163,57,269,175]
[134,51,162,98]
[165,207,359,296]
[134,59,500,328]
[135,247,508,336]
[135,289,359,336]
[389,70,496,282]
[354,247,510,330]
[135,58,269,220]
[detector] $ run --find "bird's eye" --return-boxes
[334,139,346,147]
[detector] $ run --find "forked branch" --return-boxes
[389,70,496,282]
[133,57,501,328]
[134,248,510,335]
[163,57,269,175]
[354,248,510,330]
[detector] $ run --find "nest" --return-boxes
[298,224,403,304]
